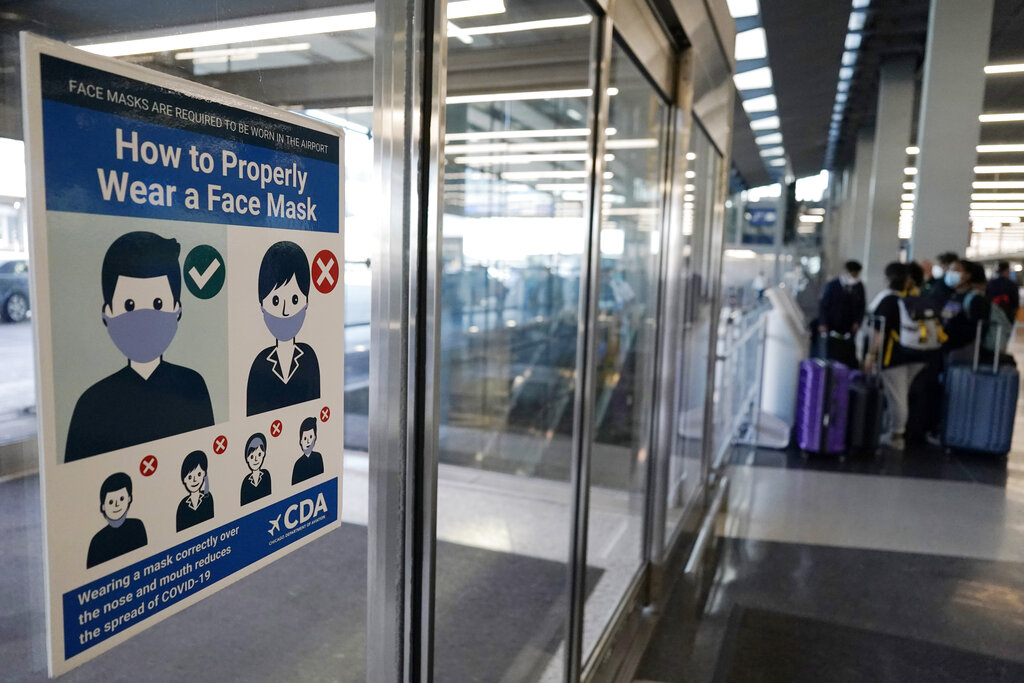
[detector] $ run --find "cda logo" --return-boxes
[268,492,329,536]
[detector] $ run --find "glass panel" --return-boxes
[1,3,374,679]
[666,121,721,538]
[435,1,596,680]
[582,41,667,662]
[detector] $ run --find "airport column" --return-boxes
[839,129,874,271]
[863,58,915,292]
[910,0,995,261]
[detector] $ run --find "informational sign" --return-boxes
[20,35,344,675]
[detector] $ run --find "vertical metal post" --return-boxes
[369,0,445,680]
[700,113,734,486]
[647,49,696,569]
[565,7,614,681]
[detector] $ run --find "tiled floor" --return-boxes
[634,339,1024,682]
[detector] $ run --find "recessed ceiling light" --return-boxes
[734,67,773,91]
[735,28,768,61]
[742,94,777,114]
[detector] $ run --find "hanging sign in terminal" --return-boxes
[20,34,344,676]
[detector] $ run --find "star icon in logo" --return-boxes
[268,514,282,536]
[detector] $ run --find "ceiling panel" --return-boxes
[758,0,849,178]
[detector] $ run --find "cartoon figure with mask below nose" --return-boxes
[247,241,321,416]
[87,471,148,568]
[65,232,215,463]
[240,432,272,505]
[176,449,215,532]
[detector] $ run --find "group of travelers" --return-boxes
[816,254,1020,451]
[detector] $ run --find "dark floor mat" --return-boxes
[3,475,600,682]
[712,605,1024,683]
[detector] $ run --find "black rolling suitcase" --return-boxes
[847,317,884,455]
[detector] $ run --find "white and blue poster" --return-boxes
[20,34,344,675]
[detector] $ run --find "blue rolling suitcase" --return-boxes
[942,324,1019,455]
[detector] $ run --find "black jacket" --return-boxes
[818,277,866,335]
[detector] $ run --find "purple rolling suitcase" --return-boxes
[796,358,853,454]
[942,323,1019,455]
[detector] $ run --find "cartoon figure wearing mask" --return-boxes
[87,472,148,568]
[247,241,321,416]
[291,416,324,485]
[65,232,214,462]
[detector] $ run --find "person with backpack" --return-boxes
[940,259,996,353]
[986,261,1019,322]
[866,263,936,450]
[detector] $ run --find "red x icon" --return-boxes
[271,420,283,437]
[320,406,331,422]
[312,249,339,294]
[213,435,228,454]
[139,455,158,477]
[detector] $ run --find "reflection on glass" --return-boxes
[582,41,667,663]
[436,1,595,680]
[666,122,721,538]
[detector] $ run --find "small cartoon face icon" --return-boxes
[246,443,266,472]
[101,487,131,520]
[261,277,307,318]
[300,428,316,452]
[183,465,206,493]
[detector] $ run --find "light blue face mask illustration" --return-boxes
[262,305,307,341]
[944,270,962,289]
[103,309,179,363]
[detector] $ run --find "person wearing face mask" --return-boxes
[814,260,866,367]
[87,472,148,568]
[240,432,272,506]
[247,241,321,416]
[939,259,991,352]
[921,251,958,307]
[292,417,324,485]
[65,232,215,463]
[176,450,214,532]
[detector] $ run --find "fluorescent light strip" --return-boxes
[755,132,783,145]
[79,0,502,56]
[446,128,590,141]
[974,181,1024,189]
[980,113,1024,123]
[727,0,760,19]
[733,67,773,91]
[985,63,1024,75]
[975,165,1024,174]
[445,138,655,154]
[903,182,916,190]
[453,153,613,165]
[768,158,786,167]
[977,144,1024,153]
[972,193,1024,200]
[798,215,824,223]
[735,28,768,61]
[970,203,1024,210]
[452,15,591,37]
[759,146,785,157]
[750,116,780,131]
[447,87,617,104]
[500,170,613,180]
[906,146,920,155]
[901,193,915,201]
[905,167,917,175]
[742,94,777,114]
[175,42,310,60]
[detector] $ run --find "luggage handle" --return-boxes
[973,320,1005,373]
